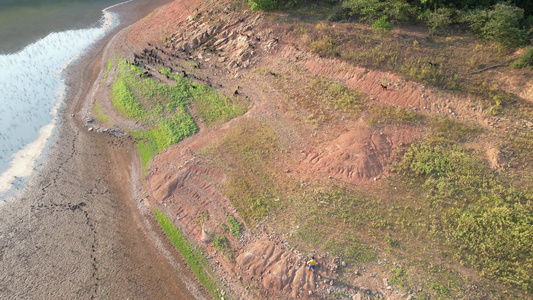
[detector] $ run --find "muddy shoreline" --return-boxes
[0,0,206,299]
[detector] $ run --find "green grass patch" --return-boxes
[306,78,364,114]
[395,141,533,290]
[111,60,247,172]
[226,215,243,238]
[154,209,222,299]
[367,104,424,126]
[191,83,247,127]
[277,75,365,128]
[92,102,111,126]
[513,47,533,68]
[206,119,283,225]
[102,59,112,82]
[427,116,483,143]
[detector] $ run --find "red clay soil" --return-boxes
[85,0,531,299]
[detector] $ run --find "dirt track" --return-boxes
[0,0,207,299]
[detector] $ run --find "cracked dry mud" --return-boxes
[0,0,207,299]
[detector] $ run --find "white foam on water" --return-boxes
[0,7,119,194]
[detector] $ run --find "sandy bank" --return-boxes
[0,0,207,299]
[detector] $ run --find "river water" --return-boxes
[0,0,125,197]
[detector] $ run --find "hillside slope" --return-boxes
[90,0,533,299]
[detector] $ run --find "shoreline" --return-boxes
[0,2,117,197]
[0,0,206,298]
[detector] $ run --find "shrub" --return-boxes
[310,35,338,56]
[227,215,243,237]
[249,0,278,11]
[513,47,533,68]
[372,16,393,32]
[213,235,230,250]
[342,0,413,22]
[425,7,455,34]
[461,3,525,46]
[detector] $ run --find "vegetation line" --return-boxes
[154,209,224,299]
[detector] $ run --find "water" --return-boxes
[0,0,125,196]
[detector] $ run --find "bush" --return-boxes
[461,3,526,46]
[425,7,455,34]
[372,16,393,32]
[227,215,243,237]
[513,47,533,68]
[213,235,230,250]
[342,0,413,22]
[249,0,278,11]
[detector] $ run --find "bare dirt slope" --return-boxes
[0,0,208,299]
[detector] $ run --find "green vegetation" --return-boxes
[460,2,527,46]
[342,0,413,23]
[372,16,393,33]
[226,215,243,237]
[213,235,231,251]
[154,209,223,299]
[102,59,112,81]
[249,0,277,11]
[514,47,533,68]
[367,105,424,126]
[212,119,283,224]
[427,116,483,143]
[92,102,111,126]
[395,141,533,290]
[341,0,531,46]
[111,59,246,171]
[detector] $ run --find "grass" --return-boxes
[299,20,533,117]
[92,102,111,126]
[204,118,284,225]
[213,235,230,251]
[276,74,365,129]
[102,59,112,82]
[226,215,243,238]
[111,59,247,172]
[154,209,223,299]
[394,141,533,291]
[367,104,424,126]
[200,60,532,296]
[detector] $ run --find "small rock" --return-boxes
[88,127,93,132]
[71,114,75,117]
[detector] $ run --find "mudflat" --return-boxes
[0,0,206,299]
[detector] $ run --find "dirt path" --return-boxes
[0,0,207,299]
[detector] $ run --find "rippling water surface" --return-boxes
[0,0,124,196]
